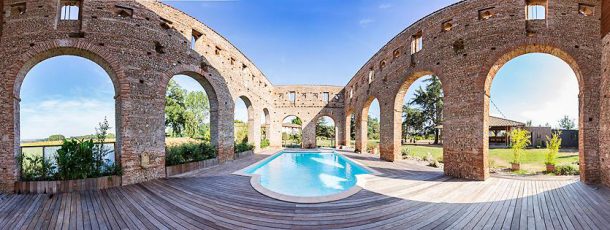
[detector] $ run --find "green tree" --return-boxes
[402,105,425,142]
[291,117,303,125]
[165,80,210,139]
[558,115,576,130]
[545,131,562,166]
[184,91,210,138]
[316,118,335,139]
[165,80,187,137]
[234,120,248,143]
[47,134,66,141]
[367,115,380,140]
[510,128,531,164]
[409,75,443,144]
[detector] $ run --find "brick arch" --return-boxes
[313,114,339,148]
[355,96,380,153]
[480,44,596,183]
[235,95,262,150]
[9,40,128,99]
[482,44,585,94]
[161,65,225,152]
[5,41,129,188]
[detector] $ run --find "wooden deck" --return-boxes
[1,150,610,229]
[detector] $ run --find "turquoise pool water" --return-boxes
[244,151,371,197]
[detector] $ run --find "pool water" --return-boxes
[244,151,371,197]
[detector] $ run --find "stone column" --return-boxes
[379,99,400,162]
[355,111,367,153]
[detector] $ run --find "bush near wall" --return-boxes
[235,142,254,153]
[261,139,270,149]
[165,142,216,166]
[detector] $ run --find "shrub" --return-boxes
[235,142,254,153]
[545,131,562,165]
[554,165,579,175]
[55,139,97,180]
[20,118,119,181]
[366,142,378,152]
[510,128,531,164]
[401,148,410,157]
[18,154,55,181]
[165,142,216,166]
[261,139,270,149]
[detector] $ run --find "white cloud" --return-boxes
[359,18,374,27]
[20,98,115,140]
[379,3,392,9]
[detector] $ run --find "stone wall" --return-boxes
[343,0,602,183]
[272,85,345,148]
[1,0,609,191]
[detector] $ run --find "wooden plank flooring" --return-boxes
[1,151,609,229]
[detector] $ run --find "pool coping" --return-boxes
[232,149,381,204]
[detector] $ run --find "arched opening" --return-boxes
[234,96,256,153]
[164,74,215,167]
[359,97,380,154]
[486,52,581,176]
[345,111,356,149]
[18,55,120,181]
[316,116,336,148]
[282,115,302,148]
[398,74,444,164]
[260,108,270,149]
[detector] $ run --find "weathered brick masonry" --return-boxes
[345,0,605,184]
[1,0,610,192]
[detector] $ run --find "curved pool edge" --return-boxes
[249,174,375,203]
[232,149,382,204]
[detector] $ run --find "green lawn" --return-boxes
[400,145,579,173]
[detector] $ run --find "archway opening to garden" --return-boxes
[164,74,215,167]
[360,98,380,154]
[260,108,270,149]
[397,74,444,165]
[486,52,581,176]
[316,116,336,148]
[234,96,256,153]
[282,115,303,148]
[18,55,119,181]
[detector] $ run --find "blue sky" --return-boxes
[19,1,579,140]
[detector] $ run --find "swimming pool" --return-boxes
[237,151,374,203]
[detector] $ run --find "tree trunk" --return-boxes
[434,128,439,145]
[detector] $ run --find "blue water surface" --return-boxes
[245,152,370,197]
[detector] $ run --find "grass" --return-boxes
[316,138,335,147]
[399,144,579,174]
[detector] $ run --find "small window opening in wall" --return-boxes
[214,46,222,55]
[230,57,236,65]
[349,89,353,99]
[442,19,453,32]
[478,7,495,20]
[288,91,296,104]
[60,0,80,21]
[160,17,172,29]
[379,60,387,71]
[322,92,329,103]
[411,31,423,54]
[368,68,374,84]
[393,48,401,59]
[578,3,595,16]
[115,5,133,18]
[191,29,203,49]
[526,1,546,20]
[10,2,27,16]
